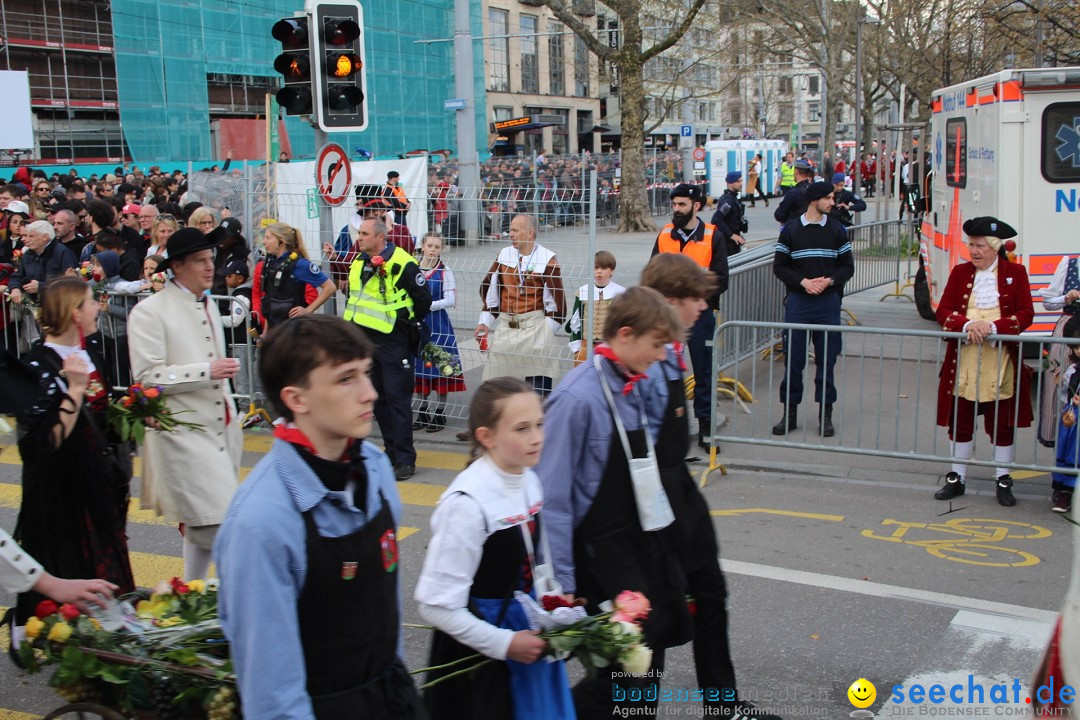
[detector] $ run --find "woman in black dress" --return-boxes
[14,276,135,623]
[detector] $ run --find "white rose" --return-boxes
[621,643,652,676]
[615,621,642,637]
[442,365,453,376]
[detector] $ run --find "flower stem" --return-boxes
[409,652,485,676]
[417,658,496,690]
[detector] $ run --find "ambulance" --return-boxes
[916,67,1080,334]
[704,139,788,200]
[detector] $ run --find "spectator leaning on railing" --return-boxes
[7,220,77,306]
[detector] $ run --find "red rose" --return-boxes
[541,594,571,612]
[35,600,58,619]
[169,576,190,595]
[58,603,81,621]
[370,255,385,267]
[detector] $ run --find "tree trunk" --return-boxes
[615,56,657,233]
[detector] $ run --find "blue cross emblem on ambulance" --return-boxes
[1056,117,1080,168]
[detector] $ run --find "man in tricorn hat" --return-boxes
[128,228,243,579]
[933,216,1032,507]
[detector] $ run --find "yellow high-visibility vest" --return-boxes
[343,245,416,334]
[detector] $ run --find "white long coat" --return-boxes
[127,282,242,526]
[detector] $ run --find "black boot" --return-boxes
[771,405,798,435]
[935,471,965,500]
[996,474,1017,507]
[412,402,430,431]
[426,407,446,433]
[820,404,835,437]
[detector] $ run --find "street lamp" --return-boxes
[853,13,881,207]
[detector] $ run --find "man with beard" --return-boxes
[650,184,729,450]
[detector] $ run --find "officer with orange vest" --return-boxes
[383,171,412,230]
[650,183,729,449]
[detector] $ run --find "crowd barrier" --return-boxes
[704,320,1080,483]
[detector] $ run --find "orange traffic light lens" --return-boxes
[331,54,361,78]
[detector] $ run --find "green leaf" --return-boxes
[120,415,131,443]
[546,635,583,653]
[133,420,145,445]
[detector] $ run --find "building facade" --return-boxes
[481,0,602,157]
[0,0,463,165]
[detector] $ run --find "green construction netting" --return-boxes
[111,0,475,163]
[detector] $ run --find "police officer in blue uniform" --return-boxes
[828,172,867,227]
[772,181,854,438]
[772,159,815,225]
[709,171,748,257]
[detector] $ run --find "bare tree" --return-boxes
[538,0,710,232]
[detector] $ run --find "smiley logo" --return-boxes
[847,678,876,709]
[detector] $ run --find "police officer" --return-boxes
[773,159,816,225]
[651,183,729,450]
[828,172,867,227]
[772,181,854,438]
[709,171,747,257]
[343,217,432,480]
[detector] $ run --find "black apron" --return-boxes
[655,359,720,573]
[572,399,693,650]
[296,491,426,720]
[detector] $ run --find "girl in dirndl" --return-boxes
[415,377,575,720]
[1039,255,1080,449]
[412,232,465,433]
[1050,315,1080,514]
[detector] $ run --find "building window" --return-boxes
[488,9,510,92]
[574,36,589,98]
[778,103,794,124]
[550,108,570,154]
[808,76,819,95]
[808,102,820,122]
[779,76,794,94]
[548,21,565,96]
[493,106,514,122]
[520,15,539,94]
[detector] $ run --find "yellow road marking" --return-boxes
[0,710,40,720]
[710,508,845,522]
[1011,470,1048,480]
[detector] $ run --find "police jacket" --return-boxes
[343,244,431,336]
[8,240,77,293]
[773,180,811,225]
[829,189,867,227]
[709,189,747,257]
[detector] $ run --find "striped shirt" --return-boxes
[773,214,854,295]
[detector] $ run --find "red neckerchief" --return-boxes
[593,344,648,395]
[671,342,688,372]
[273,423,356,462]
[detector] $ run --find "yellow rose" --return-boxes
[289,252,298,261]
[24,617,45,639]
[186,579,205,594]
[621,643,652,676]
[47,621,73,643]
[157,617,183,628]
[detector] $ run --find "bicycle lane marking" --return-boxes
[860,517,1053,567]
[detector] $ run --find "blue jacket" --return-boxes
[215,438,404,720]
[534,357,652,593]
[9,240,77,293]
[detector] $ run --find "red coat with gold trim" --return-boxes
[935,258,1034,428]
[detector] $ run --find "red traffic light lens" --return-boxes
[328,53,362,78]
[272,18,308,48]
[324,19,360,46]
[326,86,363,112]
[274,53,310,80]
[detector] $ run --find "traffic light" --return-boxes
[272,16,313,116]
[313,1,368,132]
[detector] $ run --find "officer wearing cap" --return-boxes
[211,217,250,299]
[383,171,411,229]
[651,183,729,449]
[772,181,854,438]
[773,159,816,225]
[709,171,748,257]
[828,172,867,228]
[934,216,1032,508]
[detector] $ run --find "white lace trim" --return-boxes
[972,262,999,309]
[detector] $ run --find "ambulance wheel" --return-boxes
[914,267,936,321]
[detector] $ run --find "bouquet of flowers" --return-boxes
[17,578,239,719]
[420,341,462,378]
[1043,348,1061,374]
[150,271,168,292]
[107,383,205,444]
[76,261,94,280]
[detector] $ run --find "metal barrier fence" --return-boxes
[705,320,1080,482]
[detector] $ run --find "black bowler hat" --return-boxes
[163,227,218,267]
[805,181,835,202]
[962,216,1017,239]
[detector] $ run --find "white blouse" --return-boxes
[971,260,1000,310]
[415,455,544,661]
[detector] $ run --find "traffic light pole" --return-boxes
[453,0,480,246]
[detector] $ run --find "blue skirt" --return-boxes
[1052,405,1079,489]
